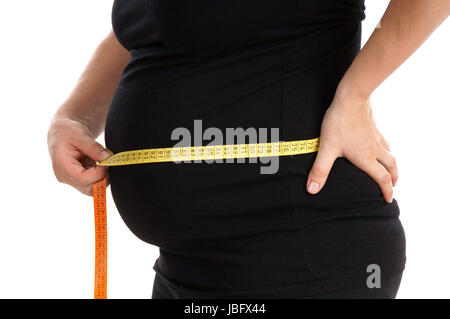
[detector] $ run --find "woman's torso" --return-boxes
[105,0,406,293]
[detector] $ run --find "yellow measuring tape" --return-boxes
[91,137,319,299]
[97,138,320,166]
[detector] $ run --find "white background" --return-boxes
[0,1,448,299]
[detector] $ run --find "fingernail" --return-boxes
[100,150,112,161]
[308,182,319,194]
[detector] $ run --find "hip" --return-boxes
[106,155,400,246]
[151,215,406,296]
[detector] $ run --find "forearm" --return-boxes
[53,30,130,138]
[337,0,450,100]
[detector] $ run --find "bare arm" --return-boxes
[53,30,130,137]
[338,0,450,100]
[307,0,450,202]
[48,30,130,196]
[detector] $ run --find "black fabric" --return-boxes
[151,263,404,299]
[105,0,406,297]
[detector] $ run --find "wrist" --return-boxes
[53,108,98,138]
[55,96,110,138]
[335,68,375,103]
[335,80,371,103]
[329,80,373,116]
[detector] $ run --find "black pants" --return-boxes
[151,270,403,299]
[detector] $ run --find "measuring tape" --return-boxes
[92,177,107,299]
[91,137,319,299]
[97,138,320,166]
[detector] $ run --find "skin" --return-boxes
[306,0,450,203]
[47,0,450,199]
[47,31,130,196]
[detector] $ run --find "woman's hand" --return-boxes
[47,115,112,196]
[305,0,449,203]
[306,90,398,203]
[46,30,129,196]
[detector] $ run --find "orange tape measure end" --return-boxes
[93,177,107,299]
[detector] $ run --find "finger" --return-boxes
[61,155,108,186]
[79,155,97,169]
[307,145,338,194]
[79,184,94,197]
[78,174,110,197]
[360,160,394,203]
[377,149,398,186]
[70,134,112,163]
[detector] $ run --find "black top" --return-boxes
[106,0,406,297]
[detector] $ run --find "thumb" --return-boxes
[307,146,337,194]
[72,134,113,163]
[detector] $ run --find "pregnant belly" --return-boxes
[104,89,397,249]
[105,74,295,246]
[104,38,398,248]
